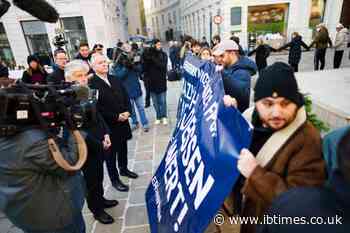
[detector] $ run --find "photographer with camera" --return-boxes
[142,39,168,125]
[0,91,88,232]
[64,60,119,224]
[111,43,150,132]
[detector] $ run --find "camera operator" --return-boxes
[0,118,86,232]
[64,60,119,224]
[47,49,68,85]
[111,43,150,132]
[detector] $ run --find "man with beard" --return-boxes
[257,126,350,233]
[213,40,257,112]
[206,62,326,233]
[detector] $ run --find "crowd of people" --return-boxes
[0,21,349,233]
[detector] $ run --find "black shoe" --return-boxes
[145,102,150,108]
[103,199,119,209]
[112,180,129,192]
[120,169,139,179]
[94,210,114,224]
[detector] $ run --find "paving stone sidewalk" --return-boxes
[0,81,182,233]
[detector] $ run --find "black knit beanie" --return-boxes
[27,55,40,65]
[254,62,304,107]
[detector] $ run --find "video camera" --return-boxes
[0,83,98,137]
[53,34,68,49]
[113,47,134,68]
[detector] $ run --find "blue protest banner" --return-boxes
[146,55,252,233]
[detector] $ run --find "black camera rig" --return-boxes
[0,83,97,137]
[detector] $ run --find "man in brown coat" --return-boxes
[206,62,326,233]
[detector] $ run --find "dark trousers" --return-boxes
[105,135,128,183]
[314,48,327,70]
[290,63,299,72]
[144,80,151,107]
[334,50,344,69]
[82,143,104,214]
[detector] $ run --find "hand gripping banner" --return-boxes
[146,55,252,233]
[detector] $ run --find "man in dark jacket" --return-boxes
[47,49,68,84]
[143,39,169,125]
[206,62,325,233]
[0,129,86,233]
[279,32,309,72]
[90,54,138,192]
[248,39,277,73]
[257,126,350,233]
[213,40,257,112]
[65,59,118,224]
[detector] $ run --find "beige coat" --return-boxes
[205,107,326,233]
[334,28,349,51]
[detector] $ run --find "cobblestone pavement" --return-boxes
[1,48,350,233]
[0,81,182,233]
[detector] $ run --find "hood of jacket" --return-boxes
[224,56,257,76]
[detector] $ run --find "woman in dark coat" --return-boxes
[248,38,277,73]
[21,55,47,84]
[279,32,310,72]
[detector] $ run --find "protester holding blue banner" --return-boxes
[146,54,252,233]
[257,126,350,233]
[213,40,258,113]
[206,62,326,233]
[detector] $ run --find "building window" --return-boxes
[162,14,165,25]
[173,11,177,24]
[152,17,155,28]
[60,16,88,58]
[248,4,290,34]
[21,20,52,65]
[309,0,326,28]
[231,7,242,26]
[168,12,172,24]
[0,23,15,69]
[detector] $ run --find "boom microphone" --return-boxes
[0,0,59,23]
[0,0,10,18]
[13,0,59,23]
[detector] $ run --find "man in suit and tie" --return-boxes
[90,54,138,192]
